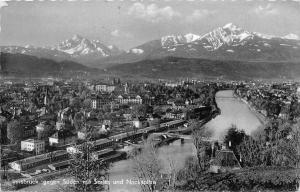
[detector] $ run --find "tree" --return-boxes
[70,97,81,110]
[153,106,164,117]
[58,126,108,192]
[68,142,108,192]
[37,122,54,140]
[237,136,265,167]
[238,118,300,169]
[0,116,8,144]
[73,112,84,131]
[131,135,162,192]
[224,124,247,159]
[176,156,201,186]
[266,100,281,117]
[275,123,300,168]
[191,124,212,171]
[7,119,22,144]
[132,104,152,117]
[82,99,91,109]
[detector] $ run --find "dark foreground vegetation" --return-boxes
[175,118,300,191]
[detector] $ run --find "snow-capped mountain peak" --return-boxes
[184,33,201,43]
[24,45,34,49]
[161,35,181,47]
[108,45,114,50]
[56,35,122,57]
[200,23,253,50]
[283,33,299,40]
[161,33,200,48]
[253,32,275,39]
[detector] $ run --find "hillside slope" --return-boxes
[0,52,95,76]
[108,57,300,80]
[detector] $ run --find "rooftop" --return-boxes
[11,150,68,165]
[22,138,44,144]
[210,149,241,168]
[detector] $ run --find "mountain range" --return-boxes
[0,34,123,65]
[0,52,95,77]
[109,56,300,80]
[1,23,300,69]
[120,23,300,64]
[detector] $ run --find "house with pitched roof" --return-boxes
[209,149,241,173]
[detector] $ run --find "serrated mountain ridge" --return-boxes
[124,23,300,63]
[1,23,300,67]
[56,34,122,57]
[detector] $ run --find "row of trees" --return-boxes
[238,119,300,168]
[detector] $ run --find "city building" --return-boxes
[21,139,45,155]
[165,110,186,120]
[9,150,68,171]
[66,138,114,154]
[91,94,114,109]
[209,149,241,173]
[95,84,116,93]
[297,86,300,102]
[20,116,38,138]
[132,117,148,129]
[116,95,142,105]
[49,129,77,147]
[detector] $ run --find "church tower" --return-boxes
[124,83,129,94]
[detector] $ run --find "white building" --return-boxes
[66,146,81,154]
[56,121,64,130]
[116,95,142,105]
[21,139,45,155]
[297,87,300,102]
[165,82,182,87]
[133,119,143,129]
[95,84,116,93]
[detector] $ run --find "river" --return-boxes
[206,90,262,140]
[21,90,262,192]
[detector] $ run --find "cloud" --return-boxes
[111,29,120,37]
[0,1,8,9]
[186,9,215,22]
[110,29,132,38]
[0,0,8,32]
[128,2,181,23]
[253,4,279,16]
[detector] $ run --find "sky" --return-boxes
[0,0,300,50]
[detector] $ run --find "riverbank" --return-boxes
[233,92,267,125]
[183,93,221,134]
[206,90,263,140]
[200,107,220,128]
[201,91,221,126]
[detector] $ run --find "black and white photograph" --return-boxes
[0,0,300,191]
